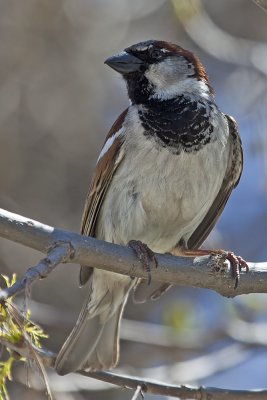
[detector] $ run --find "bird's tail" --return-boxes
[55,271,132,375]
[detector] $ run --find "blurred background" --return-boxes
[0,0,267,398]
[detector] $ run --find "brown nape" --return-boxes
[181,49,214,96]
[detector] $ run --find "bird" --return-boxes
[55,39,245,375]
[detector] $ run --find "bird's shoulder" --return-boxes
[80,108,128,237]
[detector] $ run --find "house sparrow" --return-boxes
[55,40,245,375]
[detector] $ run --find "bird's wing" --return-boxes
[187,114,243,249]
[134,115,243,303]
[79,109,128,285]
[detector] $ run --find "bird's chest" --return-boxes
[126,132,228,222]
[138,96,216,154]
[98,121,229,252]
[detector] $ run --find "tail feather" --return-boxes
[82,299,126,371]
[55,287,104,375]
[55,272,133,375]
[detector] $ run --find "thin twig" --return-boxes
[131,385,143,400]
[0,244,71,301]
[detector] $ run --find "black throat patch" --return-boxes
[138,96,216,154]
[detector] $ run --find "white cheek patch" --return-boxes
[145,59,210,101]
[97,127,124,162]
[150,78,211,100]
[145,59,186,93]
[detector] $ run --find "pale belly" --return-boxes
[96,135,230,254]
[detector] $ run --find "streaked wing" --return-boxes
[79,109,128,285]
[187,114,243,249]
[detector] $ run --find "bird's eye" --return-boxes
[150,48,162,59]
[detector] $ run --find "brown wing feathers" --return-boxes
[79,109,127,285]
[187,114,243,249]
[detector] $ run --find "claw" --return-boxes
[128,240,157,285]
[181,247,249,289]
[226,251,249,289]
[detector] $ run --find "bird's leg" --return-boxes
[181,248,249,289]
[128,240,158,285]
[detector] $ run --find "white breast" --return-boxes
[96,105,230,253]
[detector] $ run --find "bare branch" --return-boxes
[2,336,267,400]
[82,371,267,399]
[0,208,267,300]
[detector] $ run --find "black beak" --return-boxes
[105,51,144,74]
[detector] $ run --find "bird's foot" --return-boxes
[128,240,157,285]
[181,248,249,289]
[225,251,249,289]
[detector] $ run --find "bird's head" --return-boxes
[105,40,213,104]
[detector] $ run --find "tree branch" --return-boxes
[82,371,267,400]
[2,335,267,400]
[0,208,267,300]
